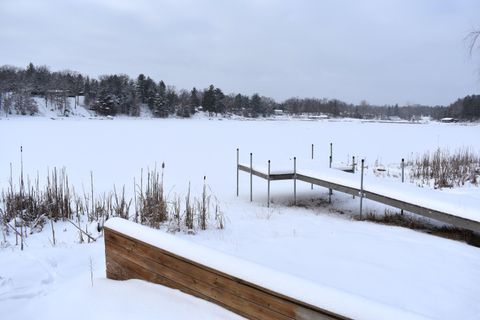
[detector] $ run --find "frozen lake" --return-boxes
[1,117,479,320]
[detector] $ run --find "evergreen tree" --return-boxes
[190,87,199,114]
[158,80,166,97]
[83,77,92,105]
[213,87,225,114]
[202,85,215,114]
[153,93,168,117]
[251,93,263,117]
[165,86,178,115]
[136,74,146,103]
[93,94,117,116]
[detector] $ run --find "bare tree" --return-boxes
[467,30,480,56]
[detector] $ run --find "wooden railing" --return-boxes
[104,222,350,320]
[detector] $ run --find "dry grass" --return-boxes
[410,147,480,188]
[360,210,480,247]
[1,161,225,247]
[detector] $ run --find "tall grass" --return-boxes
[410,147,480,188]
[1,162,225,248]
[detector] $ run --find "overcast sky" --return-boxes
[1,0,479,105]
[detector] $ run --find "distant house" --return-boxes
[274,109,284,115]
[388,116,402,121]
[440,117,458,123]
[308,114,329,120]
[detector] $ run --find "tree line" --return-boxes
[0,63,478,120]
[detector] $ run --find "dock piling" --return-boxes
[360,159,365,219]
[311,144,314,190]
[329,142,333,167]
[329,143,333,202]
[401,158,405,215]
[236,148,239,197]
[294,157,297,205]
[250,153,253,202]
[267,160,271,207]
[352,156,356,199]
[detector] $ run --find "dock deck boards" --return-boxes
[238,163,480,233]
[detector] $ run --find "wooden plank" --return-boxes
[107,241,294,320]
[106,231,340,320]
[105,227,349,320]
[105,229,344,319]
[106,249,227,312]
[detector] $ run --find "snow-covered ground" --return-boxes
[1,117,479,319]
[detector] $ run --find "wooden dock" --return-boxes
[237,159,480,233]
[104,220,351,320]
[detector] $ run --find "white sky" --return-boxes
[1,0,479,105]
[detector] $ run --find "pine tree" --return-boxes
[136,74,146,103]
[214,88,225,114]
[190,87,199,114]
[251,93,263,117]
[202,85,215,114]
[153,93,168,118]
[94,94,116,116]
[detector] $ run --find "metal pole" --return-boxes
[267,160,271,207]
[401,158,405,183]
[352,156,356,199]
[293,157,297,205]
[401,158,404,215]
[329,142,333,167]
[250,153,253,202]
[360,159,365,219]
[236,148,239,197]
[311,144,314,190]
[329,143,332,203]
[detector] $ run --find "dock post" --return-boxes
[267,160,271,207]
[250,153,253,202]
[311,144,314,190]
[360,159,365,219]
[329,143,332,203]
[236,148,239,197]
[294,157,297,205]
[401,158,405,215]
[401,158,405,183]
[352,156,356,199]
[330,142,333,167]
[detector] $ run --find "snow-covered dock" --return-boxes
[237,156,480,233]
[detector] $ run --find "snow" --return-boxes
[300,166,480,223]
[106,217,430,320]
[32,96,93,118]
[242,156,480,223]
[0,221,241,320]
[1,117,480,319]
